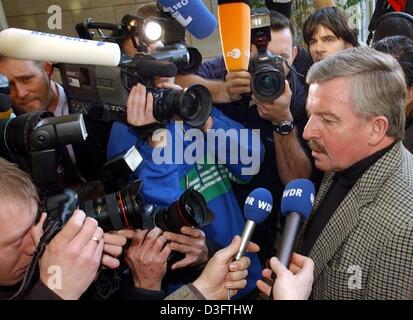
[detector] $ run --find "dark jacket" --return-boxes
[0,280,61,300]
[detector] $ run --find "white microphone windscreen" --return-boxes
[0,28,121,66]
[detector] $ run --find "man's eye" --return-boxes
[322,117,334,124]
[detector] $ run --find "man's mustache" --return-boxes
[308,140,327,154]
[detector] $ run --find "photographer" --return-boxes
[107,79,264,298]
[0,157,126,300]
[0,56,111,197]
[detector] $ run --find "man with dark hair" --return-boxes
[303,6,358,63]
[374,35,413,153]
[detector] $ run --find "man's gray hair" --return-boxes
[307,47,407,140]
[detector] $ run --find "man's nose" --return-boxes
[14,83,29,99]
[315,41,326,53]
[303,116,318,141]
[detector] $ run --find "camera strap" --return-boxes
[7,220,62,300]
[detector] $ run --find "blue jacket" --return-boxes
[107,108,265,298]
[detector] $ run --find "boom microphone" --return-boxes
[157,0,217,39]
[218,0,251,72]
[0,28,121,66]
[277,179,315,267]
[235,188,273,260]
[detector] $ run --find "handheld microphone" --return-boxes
[218,0,251,72]
[0,28,121,66]
[158,0,217,39]
[235,188,273,260]
[277,179,315,267]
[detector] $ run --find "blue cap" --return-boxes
[244,188,273,223]
[280,179,315,220]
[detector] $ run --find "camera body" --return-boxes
[0,110,88,196]
[249,7,286,102]
[43,180,214,234]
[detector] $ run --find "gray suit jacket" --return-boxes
[296,142,413,299]
[164,284,205,300]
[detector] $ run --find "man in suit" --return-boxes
[296,46,413,299]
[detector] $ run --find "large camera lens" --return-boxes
[81,180,143,232]
[154,189,214,233]
[252,66,285,101]
[153,84,212,128]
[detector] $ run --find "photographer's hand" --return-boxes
[223,71,251,102]
[101,232,127,269]
[163,226,209,270]
[126,84,157,127]
[253,80,293,123]
[39,210,104,300]
[127,84,166,148]
[119,228,171,291]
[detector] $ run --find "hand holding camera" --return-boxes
[163,226,209,270]
[120,228,171,290]
[223,71,252,102]
[39,211,104,300]
[252,79,293,124]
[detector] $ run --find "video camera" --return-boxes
[60,14,211,134]
[249,7,286,102]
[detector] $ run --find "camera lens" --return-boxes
[252,67,285,101]
[154,189,214,233]
[153,84,212,128]
[81,180,143,232]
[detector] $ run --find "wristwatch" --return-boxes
[272,120,295,135]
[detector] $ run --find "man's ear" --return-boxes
[44,62,53,79]
[406,86,413,116]
[292,46,298,63]
[369,116,389,146]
